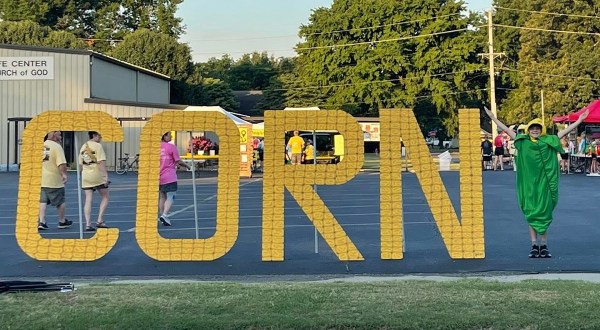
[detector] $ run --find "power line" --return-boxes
[306,13,463,37]
[314,88,488,107]
[501,67,600,82]
[296,26,479,51]
[494,24,600,37]
[414,88,487,100]
[187,13,464,43]
[193,26,483,55]
[275,69,485,91]
[494,6,600,20]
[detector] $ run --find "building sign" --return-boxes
[360,122,380,142]
[0,57,54,80]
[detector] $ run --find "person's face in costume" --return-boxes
[528,125,542,139]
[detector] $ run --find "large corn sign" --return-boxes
[15,109,484,261]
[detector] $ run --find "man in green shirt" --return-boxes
[484,107,588,258]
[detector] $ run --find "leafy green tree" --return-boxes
[197,55,234,82]
[43,30,87,49]
[0,0,185,41]
[494,1,600,125]
[110,28,191,80]
[0,20,86,49]
[0,20,48,45]
[110,28,192,103]
[228,52,278,90]
[294,0,486,133]
[0,0,50,24]
[119,0,184,38]
[200,78,239,111]
[254,77,286,113]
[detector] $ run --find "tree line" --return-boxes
[1,0,599,135]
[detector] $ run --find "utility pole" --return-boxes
[479,10,504,140]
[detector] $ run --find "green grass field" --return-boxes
[2,279,600,329]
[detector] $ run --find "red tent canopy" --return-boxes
[553,99,600,123]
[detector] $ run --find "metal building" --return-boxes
[1,44,182,171]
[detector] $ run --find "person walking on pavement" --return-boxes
[79,131,110,231]
[492,129,505,171]
[39,131,73,230]
[158,131,190,226]
[484,107,588,258]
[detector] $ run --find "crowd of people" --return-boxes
[38,130,192,231]
[481,126,600,175]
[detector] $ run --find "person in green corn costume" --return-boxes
[484,107,589,258]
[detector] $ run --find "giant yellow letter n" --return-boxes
[262,110,364,261]
[379,108,484,259]
[135,111,240,261]
[16,111,123,261]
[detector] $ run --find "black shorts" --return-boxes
[159,182,177,193]
[40,187,65,207]
[83,183,109,191]
[482,155,492,161]
[494,147,504,156]
[560,153,569,160]
[592,154,597,159]
[259,151,264,161]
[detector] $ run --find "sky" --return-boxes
[177,0,492,63]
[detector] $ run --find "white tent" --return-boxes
[184,106,251,125]
[252,122,264,138]
[182,106,254,177]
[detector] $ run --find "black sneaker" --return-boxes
[159,215,171,226]
[85,226,96,232]
[539,245,552,258]
[38,222,48,230]
[529,244,540,258]
[57,219,73,229]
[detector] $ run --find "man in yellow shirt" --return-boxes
[80,131,109,231]
[303,139,315,164]
[287,130,305,165]
[39,131,72,230]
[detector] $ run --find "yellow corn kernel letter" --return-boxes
[379,109,484,259]
[136,111,239,261]
[262,110,364,261]
[16,111,123,261]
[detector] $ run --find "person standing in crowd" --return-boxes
[484,107,588,258]
[287,130,305,165]
[39,131,73,230]
[158,131,190,226]
[303,139,315,164]
[560,136,569,174]
[481,134,493,171]
[79,131,109,231]
[257,138,264,172]
[589,137,599,175]
[492,129,505,171]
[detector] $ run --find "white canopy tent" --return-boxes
[183,106,252,143]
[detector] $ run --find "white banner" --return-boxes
[0,57,54,80]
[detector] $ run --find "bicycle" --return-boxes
[115,153,139,175]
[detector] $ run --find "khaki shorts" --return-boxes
[40,187,65,207]
[291,153,302,164]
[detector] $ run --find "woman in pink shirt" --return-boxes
[158,132,190,226]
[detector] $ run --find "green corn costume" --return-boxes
[513,118,563,235]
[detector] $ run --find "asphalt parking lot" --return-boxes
[1,169,599,278]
